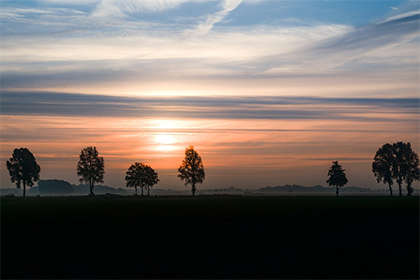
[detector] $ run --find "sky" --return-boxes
[0,0,419,190]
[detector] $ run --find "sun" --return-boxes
[154,134,176,145]
[153,133,178,152]
[148,119,185,152]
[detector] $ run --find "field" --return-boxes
[1,195,419,278]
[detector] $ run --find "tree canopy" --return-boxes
[327,161,348,197]
[372,143,395,196]
[372,142,419,196]
[177,146,205,196]
[125,162,159,196]
[392,142,419,196]
[77,146,104,196]
[6,148,41,197]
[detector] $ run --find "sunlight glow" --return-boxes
[154,134,176,145]
[153,133,179,153]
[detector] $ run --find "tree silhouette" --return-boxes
[392,142,419,196]
[125,162,159,196]
[395,142,419,196]
[6,148,40,198]
[372,143,395,196]
[373,142,419,196]
[77,146,104,196]
[145,165,159,196]
[405,150,419,196]
[327,161,348,197]
[393,142,407,196]
[177,146,205,196]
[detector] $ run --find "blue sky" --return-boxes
[0,0,414,29]
[1,0,419,97]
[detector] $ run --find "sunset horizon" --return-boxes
[1,0,419,190]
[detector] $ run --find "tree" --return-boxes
[398,143,419,196]
[393,142,407,196]
[372,143,395,196]
[405,152,419,196]
[177,146,205,196]
[373,142,419,196]
[145,165,159,196]
[392,142,419,196]
[77,146,104,196]
[125,162,159,196]
[6,148,41,198]
[327,161,348,197]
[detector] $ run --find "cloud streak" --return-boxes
[193,0,242,34]
[1,91,418,121]
[250,10,420,75]
[92,0,211,17]
[1,7,418,96]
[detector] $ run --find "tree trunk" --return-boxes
[90,180,94,196]
[398,182,402,197]
[336,186,339,197]
[407,183,413,196]
[135,186,138,196]
[388,183,393,196]
[147,186,150,197]
[192,183,196,197]
[23,181,26,198]
[141,187,144,197]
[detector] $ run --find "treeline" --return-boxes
[6,146,204,198]
[5,142,419,198]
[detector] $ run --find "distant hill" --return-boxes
[257,184,374,193]
[0,188,21,196]
[72,184,129,195]
[2,182,414,197]
[37,180,73,195]
[201,186,244,194]
[1,180,130,196]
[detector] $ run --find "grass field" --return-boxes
[1,195,419,278]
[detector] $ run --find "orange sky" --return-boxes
[1,109,418,189]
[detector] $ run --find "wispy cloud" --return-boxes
[249,10,420,75]
[92,0,212,16]
[381,9,420,22]
[0,2,419,99]
[316,12,420,52]
[1,91,418,122]
[193,0,242,34]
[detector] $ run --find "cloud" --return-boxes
[91,0,212,17]
[1,91,418,122]
[37,0,100,4]
[0,24,354,91]
[91,0,262,18]
[193,0,242,34]
[381,9,420,22]
[0,3,418,97]
[316,11,420,52]
[247,10,420,75]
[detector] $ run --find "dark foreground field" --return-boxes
[1,195,419,278]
